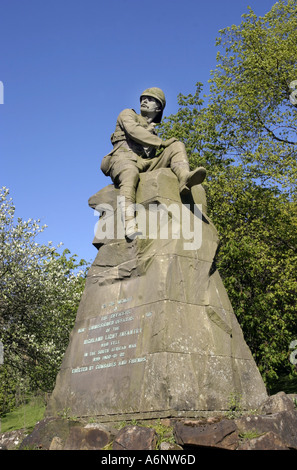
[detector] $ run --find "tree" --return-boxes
[0,187,88,409]
[204,0,297,386]
[158,1,297,389]
[208,0,297,197]
[207,170,297,385]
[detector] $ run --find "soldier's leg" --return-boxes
[116,166,142,239]
[147,141,206,196]
[116,165,139,203]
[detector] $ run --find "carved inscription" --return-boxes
[72,297,150,374]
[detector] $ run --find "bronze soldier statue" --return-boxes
[101,87,206,239]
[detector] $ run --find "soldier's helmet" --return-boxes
[140,87,166,123]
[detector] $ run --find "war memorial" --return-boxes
[47,87,268,422]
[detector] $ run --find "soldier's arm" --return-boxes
[118,109,163,148]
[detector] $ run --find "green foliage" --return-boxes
[0,364,22,415]
[1,396,45,433]
[207,169,297,386]
[208,0,297,197]
[159,1,297,389]
[226,392,243,419]
[268,374,297,395]
[146,420,175,449]
[0,187,89,407]
[239,430,264,440]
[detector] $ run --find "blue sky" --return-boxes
[1,0,278,263]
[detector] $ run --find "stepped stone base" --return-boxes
[47,169,267,421]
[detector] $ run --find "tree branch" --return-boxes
[262,123,297,145]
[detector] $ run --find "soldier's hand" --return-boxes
[160,137,178,148]
[147,123,157,132]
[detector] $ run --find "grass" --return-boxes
[1,398,46,433]
[239,430,264,440]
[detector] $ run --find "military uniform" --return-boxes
[101,107,193,201]
[100,88,206,238]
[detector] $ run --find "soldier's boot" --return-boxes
[117,168,143,239]
[118,188,142,240]
[172,161,206,197]
[124,202,142,240]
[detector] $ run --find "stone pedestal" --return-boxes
[47,169,267,421]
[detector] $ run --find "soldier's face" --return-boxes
[140,96,161,115]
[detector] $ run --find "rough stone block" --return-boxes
[112,425,158,450]
[63,426,110,450]
[258,391,295,415]
[174,419,238,450]
[238,431,290,450]
[137,168,180,205]
[235,410,297,449]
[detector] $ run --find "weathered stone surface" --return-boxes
[238,431,290,450]
[112,425,158,450]
[88,184,119,211]
[0,429,28,450]
[258,391,295,415]
[47,169,267,421]
[160,441,183,450]
[136,167,180,205]
[288,393,297,403]
[49,436,63,450]
[19,417,81,450]
[15,398,297,451]
[235,410,297,449]
[174,418,239,450]
[63,425,111,450]
[18,419,114,451]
